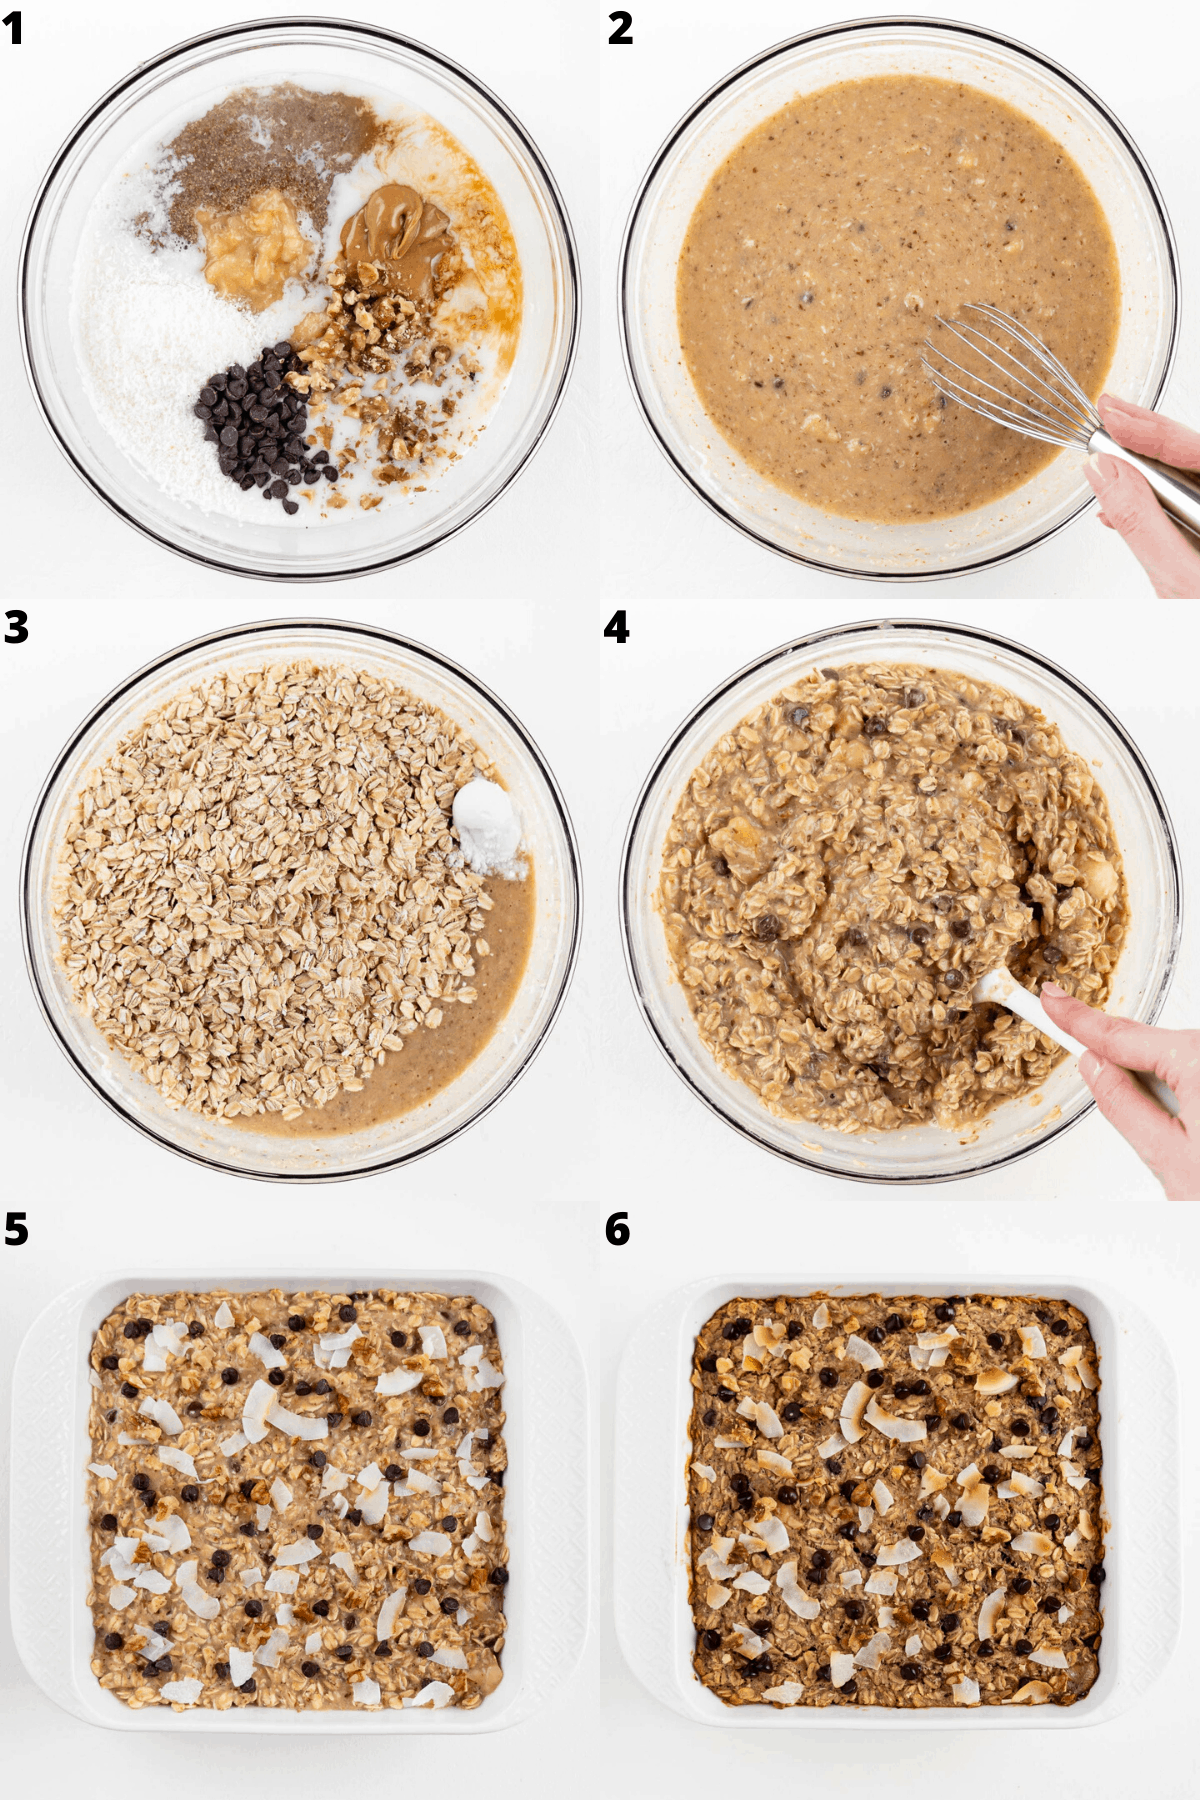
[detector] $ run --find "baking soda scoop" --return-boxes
[972,968,1180,1118]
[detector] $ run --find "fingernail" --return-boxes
[1085,454,1120,497]
[1041,981,1066,999]
[1099,392,1135,416]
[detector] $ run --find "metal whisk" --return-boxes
[923,303,1200,536]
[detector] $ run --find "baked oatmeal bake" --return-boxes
[687,1293,1104,1709]
[86,1288,508,1710]
[660,662,1127,1132]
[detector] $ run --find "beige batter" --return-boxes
[677,76,1121,523]
[231,873,535,1138]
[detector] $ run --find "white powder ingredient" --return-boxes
[452,778,524,877]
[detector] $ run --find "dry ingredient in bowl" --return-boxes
[72,82,521,523]
[54,662,532,1128]
[687,1293,1104,1710]
[660,662,1127,1133]
[86,1288,508,1711]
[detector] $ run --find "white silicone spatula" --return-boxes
[972,968,1180,1118]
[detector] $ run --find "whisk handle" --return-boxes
[1088,428,1200,539]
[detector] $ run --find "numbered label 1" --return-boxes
[608,10,632,45]
[3,11,21,44]
[5,1211,29,1246]
[606,1211,630,1245]
[5,609,28,643]
[603,609,629,645]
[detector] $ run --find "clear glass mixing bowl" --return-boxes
[22,620,581,1182]
[21,19,578,580]
[620,619,1182,1183]
[620,18,1179,581]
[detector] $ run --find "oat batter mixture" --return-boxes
[688,1293,1104,1709]
[55,663,533,1129]
[87,1288,508,1711]
[677,76,1120,522]
[660,663,1126,1133]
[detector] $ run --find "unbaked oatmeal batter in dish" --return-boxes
[660,663,1127,1133]
[687,1293,1104,1709]
[86,1288,508,1711]
[54,663,534,1131]
[677,76,1120,522]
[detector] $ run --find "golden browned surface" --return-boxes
[231,871,534,1137]
[54,663,532,1129]
[660,662,1126,1133]
[677,76,1120,522]
[688,1293,1104,1709]
[87,1288,508,1711]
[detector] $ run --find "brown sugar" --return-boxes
[161,83,382,242]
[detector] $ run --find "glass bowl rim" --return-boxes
[617,12,1182,585]
[21,614,584,1182]
[618,613,1184,1183]
[19,13,581,584]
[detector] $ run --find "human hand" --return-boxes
[1040,981,1197,1200]
[1084,394,1200,598]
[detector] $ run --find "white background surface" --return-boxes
[2,0,1199,599]
[2,3,1199,1798]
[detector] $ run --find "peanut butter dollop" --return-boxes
[339,184,453,305]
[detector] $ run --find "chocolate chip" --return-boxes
[951,919,971,939]
[845,926,868,947]
[946,1510,963,1527]
[390,1330,407,1347]
[811,1549,831,1569]
[731,1474,751,1496]
[212,1550,231,1568]
[843,1600,863,1620]
[100,1354,119,1370]
[326,1412,344,1428]
[1014,1638,1033,1656]
[717,1386,735,1402]
[943,968,964,988]
[781,1402,802,1423]
[933,1643,952,1662]
[934,1303,956,1322]
[301,1661,319,1677]
[865,1325,885,1344]
[489,1566,509,1586]
[755,914,783,941]
[180,1485,199,1503]
[439,1596,459,1616]
[825,1458,843,1475]
[941,1612,960,1633]
[309,1451,327,1468]
[838,1522,857,1540]
[244,1599,263,1618]
[413,1579,431,1595]
[307,1524,324,1540]
[268,1370,285,1386]
[702,1629,721,1650]
[1042,945,1062,964]
[911,1600,931,1620]
[908,1453,926,1471]
[907,1524,925,1541]
[413,1418,430,1436]
[777,1487,798,1506]
[220,1368,239,1386]
[723,1317,752,1340]
[788,705,810,727]
[287,1314,306,1332]
[100,1513,118,1532]
[121,1382,138,1398]
[900,1662,921,1681]
[416,1642,434,1658]
[885,1313,906,1334]
[866,1370,884,1389]
[315,1380,331,1395]
[104,1631,124,1649]
[702,1408,717,1426]
[695,1513,715,1532]
[1050,1319,1069,1335]
[334,1645,354,1661]
[312,1601,330,1617]
[345,1508,363,1525]
[352,1410,372,1427]
[818,1368,838,1388]
[950,1412,970,1430]
[323,465,340,481]
[977,1643,995,1659]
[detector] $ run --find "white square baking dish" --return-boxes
[10,1268,588,1733]
[614,1276,1180,1729]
